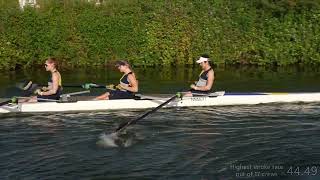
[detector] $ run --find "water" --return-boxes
[1,66,320,179]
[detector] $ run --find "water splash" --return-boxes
[96,131,137,148]
[96,133,119,148]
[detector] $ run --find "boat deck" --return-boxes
[1,92,320,114]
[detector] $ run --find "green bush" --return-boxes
[0,0,319,70]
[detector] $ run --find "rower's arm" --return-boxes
[123,74,138,93]
[42,73,59,95]
[195,70,214,91]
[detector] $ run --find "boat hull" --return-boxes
[1,92,320,114]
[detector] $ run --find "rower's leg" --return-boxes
[22,96,37,103]
[183,91,193,97]
[29,96,38,103]
[18,96,36,103]
[94,92,110,100]
[18,98,27,103]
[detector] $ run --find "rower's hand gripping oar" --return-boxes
[114,92,183,133]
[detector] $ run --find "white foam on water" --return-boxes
[123,137,133,147]
[96,130,141,148]
[96,133,119,148]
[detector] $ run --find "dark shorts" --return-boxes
[37,94,60,102]
[37,88,62,102]
[109,90,134,100]
[190,90,210,96]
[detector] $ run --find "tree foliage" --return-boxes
[0,0,319,70]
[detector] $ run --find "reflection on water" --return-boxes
[1,66,320,98]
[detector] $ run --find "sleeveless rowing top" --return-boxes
[195,68,212,87]
[119,72,133,92]
[48,71,62,94]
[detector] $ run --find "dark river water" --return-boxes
[1,66,320,179]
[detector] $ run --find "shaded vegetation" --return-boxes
[0,0,319,70]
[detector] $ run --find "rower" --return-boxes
[23,58,62,102]
[95,60,138,100]
[186,55,214,96]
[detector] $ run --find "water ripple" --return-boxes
[1,103,320,179]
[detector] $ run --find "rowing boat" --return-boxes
[1,91,320,114]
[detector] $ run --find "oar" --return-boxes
[16,81,113,90]
[82,83,115,89]
[15,96,60,102]
[114,92,183,133]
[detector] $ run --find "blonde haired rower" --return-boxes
[24,58,62,102]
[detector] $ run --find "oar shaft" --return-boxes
[62,85,84,88]
[135,95,177,120]
[35,84,106,89]
[61,90,90,96]
[115,95,177,132]
[67,84,109,89]
[34,84,78,88]
[91,84,107,88]
[13,96,60,102]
